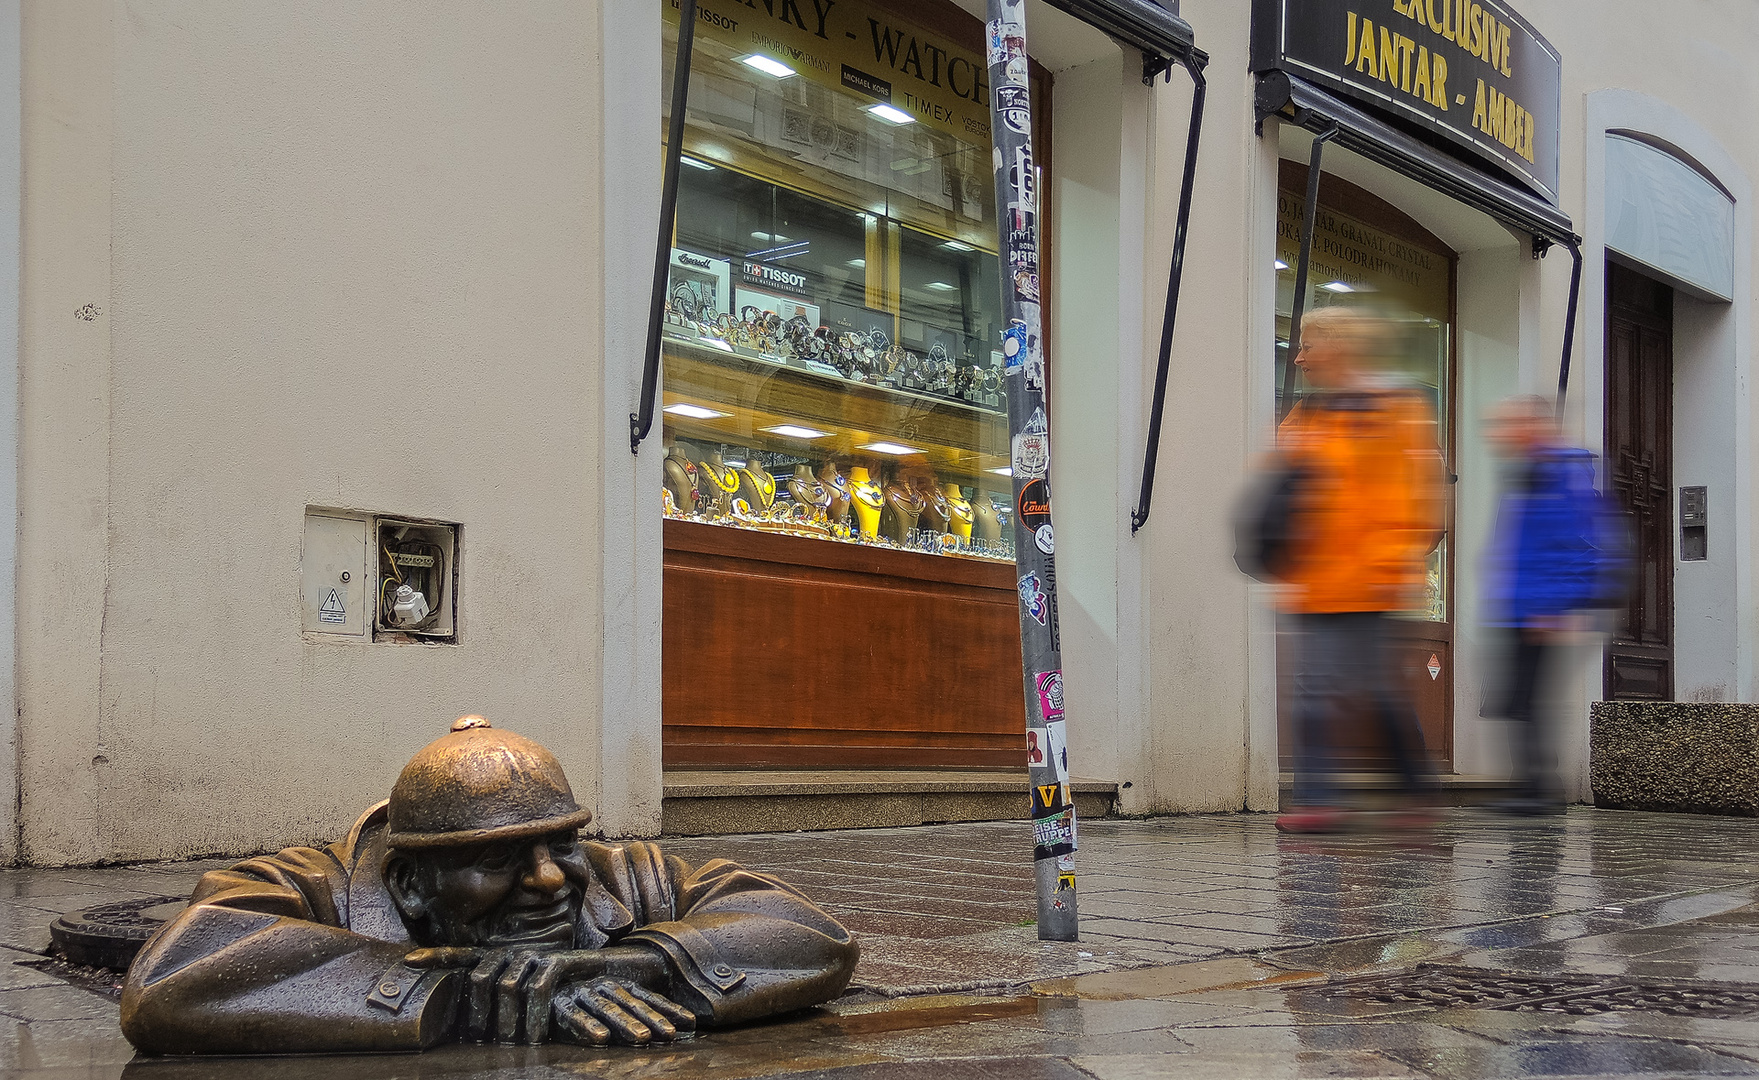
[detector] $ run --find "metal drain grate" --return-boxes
[1321,965,1759,1020]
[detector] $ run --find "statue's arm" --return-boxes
[616,848,858,1026]
[120,849,461,1055]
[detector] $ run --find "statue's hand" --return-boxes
[404,946,608,1044]
[551,977,697,1047]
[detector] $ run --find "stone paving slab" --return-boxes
[5,809,1759,1077]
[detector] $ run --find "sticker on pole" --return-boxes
[987,19,1026,67]
[1017,478,1051,530]
[1012,426,1049,479]
[1034,523,1054,554]
[996,85,1032,133]
[1017,572,1049,626]
[1032,780,1069,815]
[1009,146,1036,210]
[1036,670,1064,724]
[1001,319,1028,374]
[1033,808,1075,859]
[1044,717,1069,783]
[1026,726,1046,767]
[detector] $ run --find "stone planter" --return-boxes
[1590,702,1759,816]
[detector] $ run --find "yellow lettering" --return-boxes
[1412,0,1430,28]
[1472,78,1487,130]
[1431,51,1448,109]
[1037,784,1062,807]
[1379,25,1397,84]
[1525,111,1536,162]
[1512,103,1525,155]
[1503,95,1518,147]
[1399,35,1415,91]
[1500,23,1513,76]
[1469,5,1483,56]
[1486,86,1504,142]
[1345,11,1357,66]
[1441,0,1459,43]
[1482,11,1497,63]
[1392,0,1409,14]
[1414,45,1432,102]
[1355,17,1377,75]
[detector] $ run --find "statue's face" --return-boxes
[394,830,592,948]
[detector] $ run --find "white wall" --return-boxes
[19,0,619,864]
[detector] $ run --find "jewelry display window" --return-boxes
[658,0,1046,562]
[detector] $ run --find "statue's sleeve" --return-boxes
[607,842,858,1026]
[120,845,459,1055]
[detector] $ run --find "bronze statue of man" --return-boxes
[120,717,858,1055]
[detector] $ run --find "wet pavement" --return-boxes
[4,808,1759,1077]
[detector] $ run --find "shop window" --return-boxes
[1274,163,1456,623]
[659,0,1041,558]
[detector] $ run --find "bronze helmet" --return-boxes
[385,717,593,848]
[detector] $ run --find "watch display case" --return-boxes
[657,0,1042,564]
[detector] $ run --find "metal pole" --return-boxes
[985,0,1076,941]
[1554,237,1584,421]
[631,0,698,454]
[1280,125,1335,420]
[1130,64,1206,534]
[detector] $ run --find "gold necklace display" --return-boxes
[701,459,740,493]
[741,466,776,506]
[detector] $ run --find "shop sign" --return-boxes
[1253,0,1561,201]
[1273,189,1451,321]
[740,259,811,296]
[665,0,992,143]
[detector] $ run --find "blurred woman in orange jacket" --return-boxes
[1276,307,1445,833]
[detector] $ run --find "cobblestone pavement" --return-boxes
[4,809,1759,1077]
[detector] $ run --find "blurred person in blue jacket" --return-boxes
[1482,395,1629,815]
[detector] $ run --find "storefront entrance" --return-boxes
[1274,162,1457,774]
[1604,262,1675,701]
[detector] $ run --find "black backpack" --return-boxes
[1233,459,1307,583]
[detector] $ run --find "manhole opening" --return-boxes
[1318,964,1759,1020]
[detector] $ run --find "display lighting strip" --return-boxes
[763,424,831,440]
[864,103,916,126]
[662,402,730,420]
[738,54,797,79]
[858,441,922,455]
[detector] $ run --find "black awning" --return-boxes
[1045,0,1205,80]
[1256,70,1576,247]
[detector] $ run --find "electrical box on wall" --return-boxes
[302,508,460,644]
[1680,486,1707,562]
[375,517,458,641]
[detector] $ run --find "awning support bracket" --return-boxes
[631,0,698,454]
[1129,53,1209,534]
[1278,124,1337,422]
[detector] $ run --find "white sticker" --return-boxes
[1044,717,1069,783]
[1035,523,1055,555]
[1013,431,1049,479]
[1427,653,1442,680]
[318,588,346,625]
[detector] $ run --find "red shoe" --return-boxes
[1276,808,1347,834]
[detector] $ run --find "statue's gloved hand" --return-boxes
[551,977,697,1047]
[404,946,610,1044]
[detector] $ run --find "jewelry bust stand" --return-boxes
[696,452,739,518]
[880,478,924,543]
[663,445,699,516]
[973,492,1002,541]
[916,476,951,533]
[736,461,777,514]
[848,466,883,538]
[944,483,974,540]
[787,464,831,520]
[818,461,851,523]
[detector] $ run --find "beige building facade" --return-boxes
[0,0,1753,864]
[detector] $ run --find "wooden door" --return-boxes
[1604,262,1674,701]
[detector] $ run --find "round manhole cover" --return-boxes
[50,895,186,971]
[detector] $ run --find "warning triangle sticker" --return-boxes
[1427,653,1441,680]
[319,588,346,624]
